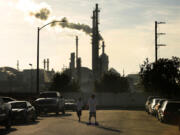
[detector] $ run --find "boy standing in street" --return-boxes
[77,97,83,122]
[88,94,98,125]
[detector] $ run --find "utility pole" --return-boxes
[76,36,78,68]
[155,21,166,63]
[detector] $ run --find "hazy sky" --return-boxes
[1,0,180,75]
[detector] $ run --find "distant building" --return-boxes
[0,67,54,93]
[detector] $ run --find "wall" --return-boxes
[62,92,148,108]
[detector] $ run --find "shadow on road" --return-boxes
[96,107,145,111]
[13,120,40,126]
[61,117,122,133]
[80,121,122,133]
[40,113,72,118]
[0,128,17,135]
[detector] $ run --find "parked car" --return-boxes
[154,99,167,117]
[34,91,65,115]
[64,99,77,111]
[148,98,161,115]
[0,97,12,129]
[9,101,37,123]
[158,101,180,123]
[145,96,160,113]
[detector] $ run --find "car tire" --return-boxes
[56,111,59,115]
[32,114,36,122]
[160,117,165,123]
[5,118,11,130]
[157,114,160,121]
[24,113,28,123]
[62,109,65,115]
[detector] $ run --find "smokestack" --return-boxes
[77,57,81,81]
[102,41,105,54]
[17,60,19,71]
[43,59,46,70]
[76,36,78,68]
[47,58,49,71]
[70,53,75,70]
[92,3,100,79]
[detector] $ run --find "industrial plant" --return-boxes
[0,4,109,94]
[67,4,109,93]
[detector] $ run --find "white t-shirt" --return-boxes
[77,100,83,111]
[88,98,96,112]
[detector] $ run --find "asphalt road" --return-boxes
[0,110,179,135]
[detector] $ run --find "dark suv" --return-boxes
[158,101,180,123]
[34,91,65,115]
[0,97,12,129]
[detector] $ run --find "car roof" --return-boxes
[40,91,59,93]
[152,98,161,101]
[8,101,27,104]
[0,96,15,99]
[167,101,180,103]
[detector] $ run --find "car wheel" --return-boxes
[56,111,59,115]
[36,109,40,116]
[159,117,165,123]
[24,113,28,123]
[62,109,65,115]
[32,114,36,122]
[5,118,11,130]
[157,114,160,121]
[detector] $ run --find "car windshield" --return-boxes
[3,97,15,103]
[40,93,57,98]
[11,102,27,109]
[155,99,160,104]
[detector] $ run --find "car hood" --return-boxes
[36,98,57,101]
[35,98,58,104]
[65,103,76,105]
[12,108,26,112]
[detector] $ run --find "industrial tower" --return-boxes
[92,4,100,79]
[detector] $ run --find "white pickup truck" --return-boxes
[34,91,65,115]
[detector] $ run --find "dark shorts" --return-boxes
[89,112,96,117]
[77,110,82,116]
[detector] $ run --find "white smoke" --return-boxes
[9,0,102,38]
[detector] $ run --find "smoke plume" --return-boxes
[14,0,103,39]
[30,8,50,20]
[50,17,91,35]
[50,17,103,40]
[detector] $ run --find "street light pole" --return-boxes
[37,27,40,95]
[155,21,157,63]
[36,20,66,95]
[29,64,33,93]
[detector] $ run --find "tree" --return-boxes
[49,72,80,92]
[94,70,129,93]
[139,57,180,97]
